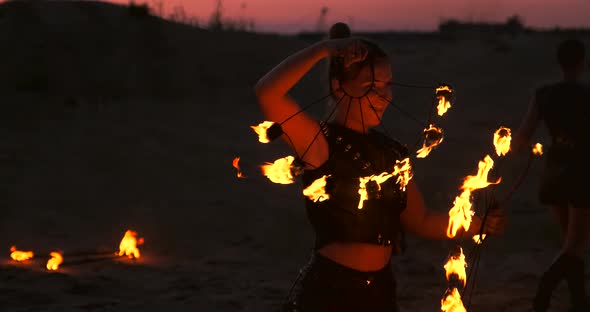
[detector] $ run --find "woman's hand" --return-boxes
[323,38,369,69]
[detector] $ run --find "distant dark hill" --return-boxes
[0,0,304,98]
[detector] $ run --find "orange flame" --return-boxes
[358,172,395,209]
[436,85,452,116]
[232,157,245,178]
[472,234,486,244]
[118,230,144,259]
[250,121,275,143]
[260,156,296,184]
[444,247,467,287]
[303,175,331,202]
[447,155,500,238]
[416,124,444,158]
[493,127,512,157]
[532,143,543,155]
[393,158,413,191]
[46,252,63,271]
[10,246,34,261]
[441,288,467,312]
[461,155,501,191]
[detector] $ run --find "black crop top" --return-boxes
[301,122,409,250]
[536,82,590,148]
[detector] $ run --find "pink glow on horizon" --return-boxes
[111,0,590,33]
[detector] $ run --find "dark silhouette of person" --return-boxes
[513,39,590,312]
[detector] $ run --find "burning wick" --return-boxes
[10,246,34,261]
[250,121,283,143]
[118,230,144,259]
[435,85,453,116]
[260,156,300,184]
[303,175,331,202]
[416,124,444,158]
[358,172,395,209]
[46,252,63,271]
[393,158,413,191]
[232,157,245,178]
[493,126,512,157]
[532,143,543,155]
[444,246,467,287]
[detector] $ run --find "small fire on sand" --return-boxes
[118,230,144,259]
[10,246,34,261]
[532,143,543,155]
[46,252,63,271]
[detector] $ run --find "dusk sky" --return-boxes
[113,0,590,33]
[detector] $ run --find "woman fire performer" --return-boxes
[513,39,590,312]
[255,23,505,311]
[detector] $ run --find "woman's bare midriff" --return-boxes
[318,242,393,272]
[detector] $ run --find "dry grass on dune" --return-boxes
[2,1,590,311]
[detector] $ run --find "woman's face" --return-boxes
[333,59,393,129]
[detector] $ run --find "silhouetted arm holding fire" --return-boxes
[401,181,506,240]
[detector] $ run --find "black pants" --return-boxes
[283,253,399,312]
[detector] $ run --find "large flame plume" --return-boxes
[436,85,453,116]
[416,124,444,158]
[10,246,34,261]
[260,156,297,184]
[393,158,413,191]
[358,172,395,209]
[303,175,331,202]
[447,155,500,238]
[532,143,543,155]
[118,230,144,259]
[493,127,512,157]
[232,157,245,178]
[46,252,63,271]
[250,121,275,143]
